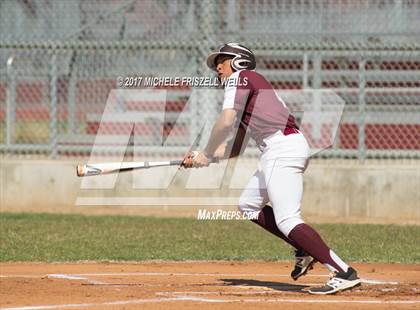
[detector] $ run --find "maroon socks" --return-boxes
[251,206,303,251]
[288,223,349,273]
[252,206,349,274]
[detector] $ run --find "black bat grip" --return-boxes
[170,160,185,165]
[209,157,219,163]
[171,157,219,167]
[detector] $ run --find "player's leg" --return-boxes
[239,174,315,279]
[263,152,360,294]
[250,204,315,280]
[267,166,351,273]
[238,170,302,250]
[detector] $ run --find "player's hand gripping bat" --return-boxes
[76,152,218,177]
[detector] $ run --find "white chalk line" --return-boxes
[46,274,107,285]
[1,294,419,310]
[1,272,324,278]
[0,297,190,310]
[0,272,400,285]
[156,290,289,296]
[46,274,86,281]
[361,278,399,285]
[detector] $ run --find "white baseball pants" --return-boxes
[238,131,310,237]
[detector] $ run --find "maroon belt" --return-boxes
[283,126,299,135]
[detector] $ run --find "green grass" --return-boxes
[0,213,419,263]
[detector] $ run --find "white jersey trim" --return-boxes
[222,70,242,110]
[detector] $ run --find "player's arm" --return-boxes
[213,125,250,159]
[203,108,237,157]
[184,71,249,167]
[185,109,237,167]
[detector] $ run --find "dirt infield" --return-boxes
[0,262,419,310]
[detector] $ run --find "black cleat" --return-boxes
[291,249,317,281]
[308,267,361,295]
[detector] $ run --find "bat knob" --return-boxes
[76,165,86,177]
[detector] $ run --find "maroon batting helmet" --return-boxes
[206,43,256,72]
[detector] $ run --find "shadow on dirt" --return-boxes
[220,278,310,293]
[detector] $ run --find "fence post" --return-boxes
[68,68,77,135]
[312,53,322,141]
[358,57,366,162]
[50,52,58,158]
[302,52,309,89]
[194,0,216,146]
[6,56,16,148]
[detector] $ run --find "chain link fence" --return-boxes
[0,0,419,160]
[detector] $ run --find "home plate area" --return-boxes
[0,261,419,310]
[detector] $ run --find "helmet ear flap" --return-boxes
[231,56,253,71]
[230,55,243,71]
[230,59,238,72]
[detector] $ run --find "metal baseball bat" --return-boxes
[76,157,219,177]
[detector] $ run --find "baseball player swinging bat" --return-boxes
[184,43,361,295]
[76,151,218,177]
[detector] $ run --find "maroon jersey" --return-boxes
[222,70,298,147]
